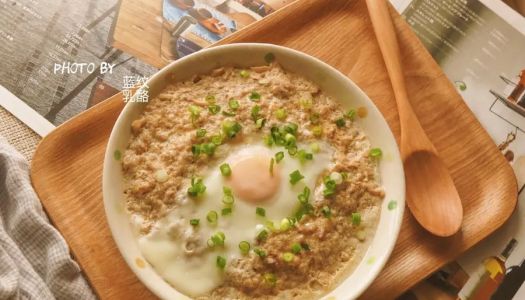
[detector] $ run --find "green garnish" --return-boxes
[187,177,206,197]
[216,256,227,269]
[264,134,274,146]
[297,186,310,204]
[335,117,346,127]
[113,150,122,161]
[282,252,295,263]
[369,148,383,159]
[249,91,261,102]
[280,218,292,231]
[323,176,337,197]
[264,52,275,64]
[239,70,250,78]
[221,120,242,138]
[208,104,221,115]
[251,105,261,121]
[222,187,235,205]
[211,134,223,145]
[210,231,226,246]
[221,207,232,216]
[321,206,332,218]
[206,210,218,223]
[228,98,240,110]
[297,149,313,163]
[196,128,207,138]
[263,273,277,285]
[346,109,357,120]
[269,158,275,175]
[256,229,268,241]
[254,247,267,258]
[275,151,285,163]
[291,243,302,254]
[255,118,266,129]
[239,241,251,254]
[351,212,361,226]
[201,143,216,156]
[288,145,298,156]
[289,170,304,185]
[188,105,201,125]
[205,95,216,104]
[190,219,200,226]
[275,108,287,121]
[310,143,320,153]
[256,207,266,217]
[388,200,398,210]
[300,98,313,109]
[220,163,232,177]
[284,133,296,146]
[312,126,323,137]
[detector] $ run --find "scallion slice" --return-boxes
[228,98,240,110]
[291,243,302,254]
[206,210,218,223]
[351,212,361,226]
[239,70,250,78]
[275,151,284,163]
[190,219,200,226]
[239,241,251,254]
[216,255,227,269]
[256,207,266,217]
[222,120,242,138]
[222,187,235,205]
[187,177,206,197]
[208,104,221,115]
[369,148,383,159]
[275,108,287,121]
[221,207,232,216]
[205,95,216,104]
[289,170,304,185]
[282,252,295,263]
[249,91,261,102]
[220,163,232,177]
[196,128,207,138]
[321,206,331,218]
[254,247,267,258]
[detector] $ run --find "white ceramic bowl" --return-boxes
[103,43,405,300]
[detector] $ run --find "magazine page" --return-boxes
[0,0,292,136]
[393,0,525,299]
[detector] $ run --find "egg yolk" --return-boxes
[227,155,280,203]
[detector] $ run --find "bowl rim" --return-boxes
[102,43,405,300]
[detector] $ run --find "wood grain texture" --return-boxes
[31,0,518,299]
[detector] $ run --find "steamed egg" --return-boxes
[138,141,333,297]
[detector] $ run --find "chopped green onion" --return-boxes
[312,126,323,137]
[113,150,122,161]
[254,247,267,258]
[208,104,221,115]
[191,144,201,155]
[211,134,223,145]
[207,238,215,248]
[228,98,240,110]
[222,187,235,205]
[196,128,207,138]
[289,170,304,185]
[222,120,242,138]
[190,219,200,226]
[269,158,275,176]
[282,252,295,263]
[330,172,343,184]
[297,149,313,163]
[346,109,357,120]
[263,273,277,286]
[310,112,320,124]
[369,148,383,159]
[239,70,250,78]
[251,105,260,121]
[187,177,206,197]
[264,135,274,147]
[211,231,226,246]
[206,210,218,223]
[310,143,320,153]
[300,98,313,109]
[297,186,310,204]
[257,229,268,241]
[256,207,266,217]
[221,207,232,216]
[264,52,275,64]
[323,176,337,197]
[201,143,216,156]
[287,145,298,156]
[239,241,251,254]
[205,95,216,104]
[335,117,346,127]
[216,256,227,269]
[249,91,261,102]
[275,151,285,163]
[291,243,302,254]
[351,212,361,226]
[284,133,296,147]
[220,163,232,177]
[321,206,332,218]
[275,108,287,121]
[265,220,276,232]
[188,105,201,124]
[255,118,266,129]
[283,123,298,135]
[388,200,398,210]
[280,218,292,231]
[222,110,236,117]
[341,172,349,181]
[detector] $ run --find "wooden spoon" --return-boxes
[366,0,463,237]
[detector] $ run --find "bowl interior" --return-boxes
[103,43,405,300]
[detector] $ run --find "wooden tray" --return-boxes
[31,0,518,299]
